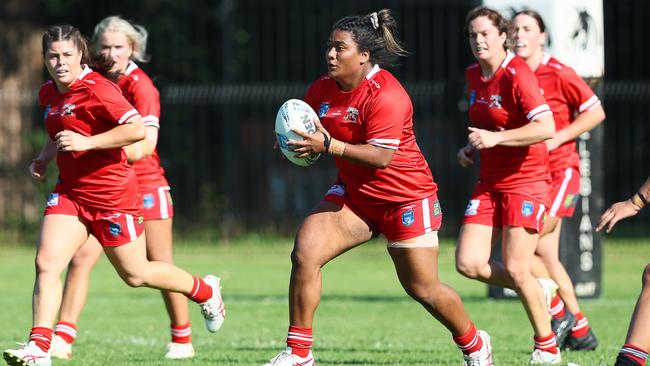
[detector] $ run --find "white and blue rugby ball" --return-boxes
[275,99,321,167]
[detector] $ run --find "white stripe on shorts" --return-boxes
[387,231,439,248]
[422,197,431,233]
[549,167,573,217]
[536,204,546,230]
[158,186,171,219]
[125,214,138,242]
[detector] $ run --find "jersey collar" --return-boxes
[78,64,93,80]
[500,50,516,70]
[366,64,381,79]
[124,61,138,76]
[541,53,551,65]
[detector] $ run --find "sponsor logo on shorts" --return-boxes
[465,199,479,216]
[138,216,144,225]
[46,193,59,207]
[564,194,578,208]
[402,209,415,226]
[326,184,345,197]
[522,201,534,217]
[109,222,122,236]
[143,194,155,209]
[432,200,442,217]
[318,102,330,117]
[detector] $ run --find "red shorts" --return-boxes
[324,184,442,241]
[548,166,581,218]
[141,186,174,220]
[463,189,546,232]
[44,192,144,247]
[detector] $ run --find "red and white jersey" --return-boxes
[536,54,601,172]
[39,66,141,212]
[118,61,168,191]
[466,52,552,198]
[304,65,437,204]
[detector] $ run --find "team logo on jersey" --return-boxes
[432,200,442,217]
[344,107,359,122]
[62,103,76,116]
[521,201,534,217]
[109,222,122,236]
[43,105,52,120]
[46,193,59,207]
[318,102,330,117]
[469,90,476,106]
[465,199,480,216]
[401,209,415,226]
[489,95,502,108]
[143,194,155,209]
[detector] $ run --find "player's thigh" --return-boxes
[144,218,174,263]
[37,214,90,273]
[501,226,538,273]
[389,234,441,284]
[69,234,103,269]
[103,233,149,280]
[536,218,562,260]
[294,200,374,266]
[456,223,498,269]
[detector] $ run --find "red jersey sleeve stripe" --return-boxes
[118,109,140,124]
[142,115,160,127]
[367,138,400,150]
[578,95,601,112]
[526,104,552,121]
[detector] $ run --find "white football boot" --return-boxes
[463,330,494,366]
[263,347,315,366]
[3,341,52,366]
[199,275,226,332]
[529,349,562,364]
[164,342,195,359]
[48,335,72,360]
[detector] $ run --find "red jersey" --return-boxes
[39,66,141,212]
[304,65,437,204]
[535,54,601,172]
[466,52,552,198]
[118,61,168,190]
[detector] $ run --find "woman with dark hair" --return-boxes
[511,9,605,352]
[454,6,560,365]
[2,24,224,366]
[263,9,492,366]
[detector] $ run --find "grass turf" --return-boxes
[0,236,646,365]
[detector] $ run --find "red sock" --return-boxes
[550,294,566,319]
[186,277,213,303]
[171,323,192,344]
[453,322,483,355]
[287,325,313,358]
[619,344,648,366]
[29,327,53,353]
[570,312,589,338]
[534,333,558,354]
[54,321,77,344]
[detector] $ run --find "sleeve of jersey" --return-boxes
[364,89,405,150]
[560,67,601,113]
[514,66,552,122]
[131,79,161,128]
[92,81,141,126]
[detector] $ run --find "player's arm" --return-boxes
[468,112,555,149]
[29,136,57,182]
[123,125,159,163]
[546,104,605,151]
[54,116,145,152]
[596,176,650,233]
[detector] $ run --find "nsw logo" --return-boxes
[401,209,415,226]
[318,102,330,117]
[109,222,122,236]
[465,199,480,216]
[469,90,476,107]
[326,184,346,197]
[143,194,155,209]
[46,193,60,207]
[521,201,534,217]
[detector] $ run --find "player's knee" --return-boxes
[456,257,481,279]
[291,237,325,269]
[403,281,436,304]
[504,262,528,287]
[34,253,65,276]
[119,272,146,288]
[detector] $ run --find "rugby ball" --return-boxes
[275,99,321,167]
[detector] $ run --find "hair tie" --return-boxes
[370,12,379,29]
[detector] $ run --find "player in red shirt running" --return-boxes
[597,177,650,366]
[2,25,224,366]
[454,7,559,365]
[511,10,606,352]
[45,17,197,361]
[263,9,492,366]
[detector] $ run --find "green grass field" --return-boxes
[0,237,647,365]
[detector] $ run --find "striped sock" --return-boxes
[534,333,559,354]
[186,277,213,303]
[617,344,648,366]
[570,312,589,338]
[453,322,483,355]
[287,325,313,358]
[29,327,53,353]
[171,323,192,344]
[54,321,77,344]
[550,294,566,319]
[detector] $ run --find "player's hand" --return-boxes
[545,136,561,151]
[29,158,49,182]
[289,129,327,157]
[457,144,476,167]
[595,200,641,233]
[468,127,501,149]
[54,130,91,152]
